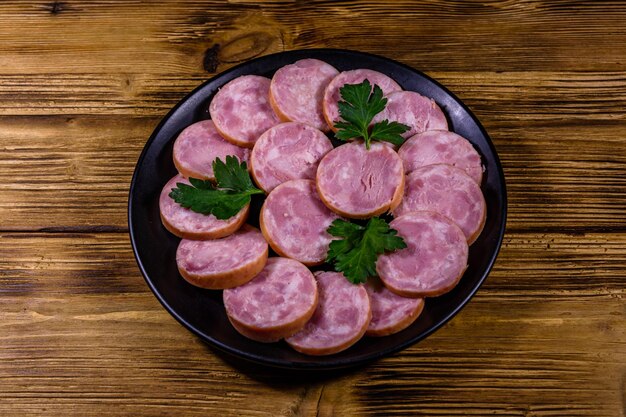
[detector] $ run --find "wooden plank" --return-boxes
[0,232,145,295]
[0,73,202,116]
[487,232,626,293]
[0,232,624,416]
[431,71,626,123]
[2,232,624,296]
[1,69,626,118]
[0,1,625,74]
[0,116,150,230]
[1,114,624,231]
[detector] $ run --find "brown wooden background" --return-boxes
[1,1,625,416]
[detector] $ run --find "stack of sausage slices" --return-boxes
[159,59,487,356]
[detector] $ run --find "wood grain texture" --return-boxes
[0,0,625,416]
[2,111,624,230]
[0,233,624,416]
[0,0,625,74]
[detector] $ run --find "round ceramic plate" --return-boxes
[128,49,507,370]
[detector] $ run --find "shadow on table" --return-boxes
[200,338,364,384]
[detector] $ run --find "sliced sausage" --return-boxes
[209,75,280,148]
[323,69,402,132]
[393,164,486,244]
[398,130,483,184]
[365,277,425,337]
[173,120,250,181]
[250,122,333,193]
[371,91,448,139]
[159,174,248,239]
[176,225,268,289]
[269,59,339,132]
[223,257,318,343]
[377,211,469,297]
[286,271,371,355]
[260,179,340,266]
[316,141,404,219]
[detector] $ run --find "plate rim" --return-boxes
[128,48,508,370]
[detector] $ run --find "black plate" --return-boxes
[128,49,507,370]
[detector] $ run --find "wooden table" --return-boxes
[1,1,624,416]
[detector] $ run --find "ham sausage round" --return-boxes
[176,225,268,289]
[316,141,404,219]
[398,130,483,184]
[269,59,339,132]
[371,91,448,139]
[286,271,371,356]
[260,179,340,266]
[377,211,469,297]
[173,120,250,181]
[250,122,333,193]
[393,164,486,244]
[322,69,402,131]
[159,174,248,239]
[223,257,318,343]
[365,277,425,337]
[209,75,280,148]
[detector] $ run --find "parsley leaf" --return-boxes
[212,156,256,192]
[169,155,263,220]
[326,217,407,284]
[369,119,409,147]
[333,79,410,149]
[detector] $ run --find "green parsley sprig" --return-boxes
[333,80,410,149]
[169,156,263,220]
[326,217,407,284]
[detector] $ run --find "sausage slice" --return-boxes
[159,174,248,240]
[316,141,404,219]
[286,271,371,355]
[223,257,318,343]
[398,130,483,184]
[209,75,280,148]
[393,164,486,244]
[371,91,448,139]
[377,211,469,297]
[365,277,425,337]
[269,59,339,132]
[173,120,250,181]
[176,225,268,289]
[250,122,333,193]
[260,179,340,266]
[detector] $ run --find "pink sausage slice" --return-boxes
[372,91,448,139]
[173,120,250,181]
[176,225,268,289]
[323,69,402,132]
[316,141,404,219]
[393,164,486,244]
[260,179,340,266]
[159,174,248,239]
[365,277,425,337]
[223,257,318,343]
[250,122,333,193]
[269,59,339,132]
[209,75,280,148]
[398,130,483,184]
[286,271,371,356]
[377,211,469,297]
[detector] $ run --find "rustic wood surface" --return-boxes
[1,1,625,416]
